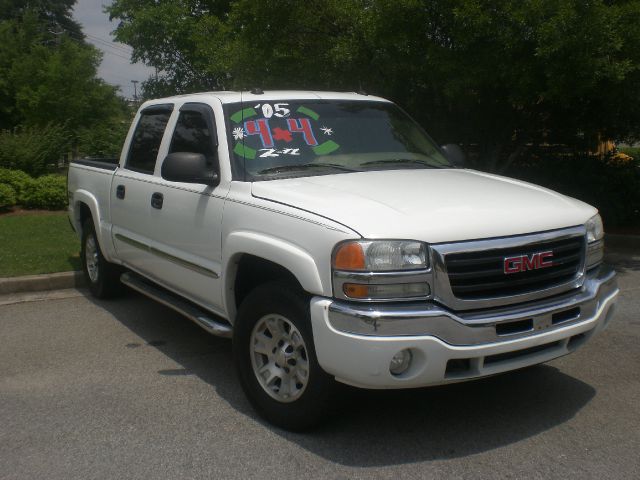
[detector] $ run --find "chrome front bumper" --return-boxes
[327,265,617,344]
[310,265,618,389]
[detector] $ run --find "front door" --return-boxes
[144,103,228,314]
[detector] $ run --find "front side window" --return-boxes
[169,108,217,168]
[224,100,451,181]
[126,107,172,174]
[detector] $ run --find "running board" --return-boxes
[120,272,232,338]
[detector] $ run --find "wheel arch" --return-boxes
[72,190,116,262]
[223,231,326,322]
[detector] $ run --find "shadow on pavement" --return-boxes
[86,289,596,467]
[605,247,640,274]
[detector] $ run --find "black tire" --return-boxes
[81,218,123,298]
[233,281,336,431]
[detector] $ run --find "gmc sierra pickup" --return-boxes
[67,90,618,430]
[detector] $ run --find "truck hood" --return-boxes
[251,169,596,243]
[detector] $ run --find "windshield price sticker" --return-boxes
[230,103,340,159]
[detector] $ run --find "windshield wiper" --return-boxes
[360,158,444,168]
[257,163,358,174]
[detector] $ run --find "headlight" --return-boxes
[333,240,428,271]
[586,214,604,243]
[585,214,604,269]
[332,240,431,301]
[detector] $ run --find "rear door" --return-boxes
[110,104,173,274]
[145,102,228,312]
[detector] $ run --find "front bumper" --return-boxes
[310,265,618,389]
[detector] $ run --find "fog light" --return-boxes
[389,349,412,376]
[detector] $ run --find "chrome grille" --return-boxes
[444,235,584,300]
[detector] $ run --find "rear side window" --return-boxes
[126,107,172,174]
[169,109,217,167]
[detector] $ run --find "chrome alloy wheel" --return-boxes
[85,234,99,283]
[250,314,310,403]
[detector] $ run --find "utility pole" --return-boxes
[131,80,139,103]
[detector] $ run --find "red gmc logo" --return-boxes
[504,251,554,274]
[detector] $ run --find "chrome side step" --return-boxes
[120,272,232,338]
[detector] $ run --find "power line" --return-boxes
[50,23,135,60]
[86,40,132,61]
[85,33,134,55]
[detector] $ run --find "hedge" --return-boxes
[506,154,640,228]
[0,168,67,210]
[0,183,16,209]
[20,174,67,210]
[0,124,70,176]
[0,168,33,199]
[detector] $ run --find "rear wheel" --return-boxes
[81,218,122,298]
[233,282,336,431]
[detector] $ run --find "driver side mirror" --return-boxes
[161,152,219,186]
[440,144,467,168]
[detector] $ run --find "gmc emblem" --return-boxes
[504,251,554,274]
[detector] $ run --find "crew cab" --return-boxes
[67,90,619,430]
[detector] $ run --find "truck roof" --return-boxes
[139,90,391,108]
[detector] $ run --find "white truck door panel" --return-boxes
[144,102,228,312]
[110,170,155,270]
[147,184,227,311]
[110,104,174,275]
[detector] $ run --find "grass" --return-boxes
[0,212,81,277]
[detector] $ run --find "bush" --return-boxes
[0,168,33,199]
[619,146,640,160]
[0,124,70,176]
[20,174,67,210]
[0,183,17,209]
[77,119,129,158]
[506,154,640,228]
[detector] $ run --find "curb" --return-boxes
[0,271,86,295]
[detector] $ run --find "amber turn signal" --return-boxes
[333,242,366,270]
[343,283,370,298]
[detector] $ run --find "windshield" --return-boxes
[224,100,451,180]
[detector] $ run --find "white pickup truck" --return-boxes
[68,90,618,430]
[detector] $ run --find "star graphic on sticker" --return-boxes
[232,127,245,140]
[320,126,333,136]
[272,127,292,142]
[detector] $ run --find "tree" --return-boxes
[107,0,232,96]
[0,0,83,38]
[0,3,131,162]
[108,0,640,171]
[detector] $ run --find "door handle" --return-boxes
[151,192,164,209]
[116,185,125,199]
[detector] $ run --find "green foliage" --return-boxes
[77,118,130,158]
[0,5,131,158]
[507,155,640,228]
[106,0,230,95]
[20,174,67,210]
[0,167,32,198]
[0,183,16,208]
[0,124,70,175]
[619,146,640,160]
[108,0,640,172]
[0,0,83,38]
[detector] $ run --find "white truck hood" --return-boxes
[251,169,596,243]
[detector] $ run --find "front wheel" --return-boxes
[233,282,336,431]
[81,218,122,298]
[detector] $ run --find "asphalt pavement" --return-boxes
[1,250,639,479]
